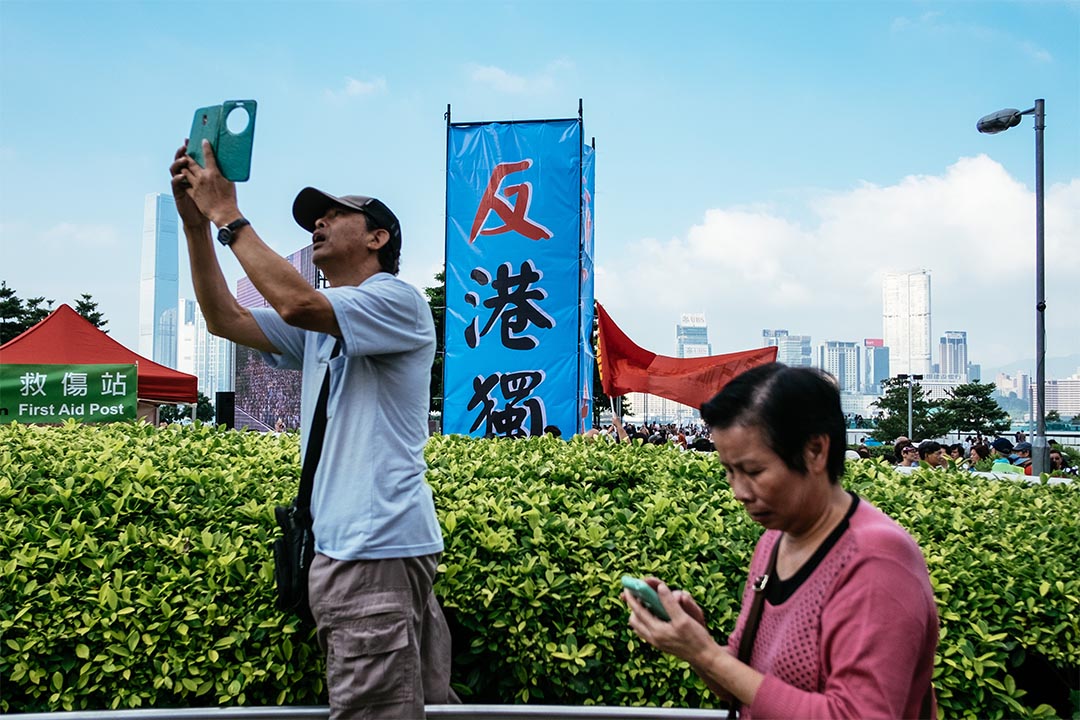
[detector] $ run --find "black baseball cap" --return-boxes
[292,187,401,245]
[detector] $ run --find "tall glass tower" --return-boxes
[139,193,179,368]
[882,270,931,376]
[939,331,968,379]
[676,313,711,358]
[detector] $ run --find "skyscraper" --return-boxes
[816,341,861,394]
[139,193,179,368]
[179,297,235,399]
[676,313,711,358]
[862,338,890,393]
[762,329,812,367]
[939,331,968,380]
[177,299,197,375]
[882,270,931,376]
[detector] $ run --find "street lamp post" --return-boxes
[896,373,923,439]
[977,99,1048,475]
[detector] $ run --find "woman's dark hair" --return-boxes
[970,444,990,462]
[948,443,964,457]
[699,363,847,483]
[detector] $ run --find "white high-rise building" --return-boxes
[178,299,197,375]
[1046,372,1080,417]
[139,193,179,368]
[179,297,235,399]
[676,313,711,358]
[939,331,968,380]
[882,270,931,376]
[763,329,812,367]
[816,341,861,394]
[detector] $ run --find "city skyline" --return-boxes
[1,2,1077,374]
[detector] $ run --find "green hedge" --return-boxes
[1,422,1077,717]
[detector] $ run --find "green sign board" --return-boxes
[0,364,138,424]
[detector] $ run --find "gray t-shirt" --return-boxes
[251,273,443,560]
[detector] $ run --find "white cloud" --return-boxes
[345,76,386,95]
[1019,41,1053,63]
[324,76,387,100]
[467,59,574,95]
[38,222,120,250]
[889,12,1053,65]
[470,65,529,94]
[596,156,1080,369]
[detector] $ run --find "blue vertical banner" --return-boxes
[444,116,594,437]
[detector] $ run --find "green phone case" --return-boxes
[621,576,670,621]
[186,100,257,182]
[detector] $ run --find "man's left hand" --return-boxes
[175,139,241,227]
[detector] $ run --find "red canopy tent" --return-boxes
[0,304,197,404]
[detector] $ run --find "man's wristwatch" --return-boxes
[217,217,251,247]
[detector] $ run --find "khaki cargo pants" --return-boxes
[310,553,457,719]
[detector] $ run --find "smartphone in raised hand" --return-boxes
[186,99,257,182]
[621,576,670,621]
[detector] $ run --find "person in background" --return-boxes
[968,443,991,469]
[896,442,919,468]
[990,438,1015,463]
[990,438,1025,476]
[947,444,964,463]
[918,440,945,468]
[1012,441,1033,472]
[623,364,938,717]
[892,437,911,464]
[1048,448,1075,475]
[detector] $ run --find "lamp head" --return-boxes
[977,108,1023,134]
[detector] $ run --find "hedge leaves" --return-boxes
[1,422,1076,717]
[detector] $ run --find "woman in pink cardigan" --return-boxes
[623,364,938,718]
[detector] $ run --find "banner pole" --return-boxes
[577,100,585,434]
[441,104,451,436]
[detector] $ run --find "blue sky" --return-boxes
[1,0,1078,374]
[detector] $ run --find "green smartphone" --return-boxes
[186,99,257,182]
[621,576,670,621]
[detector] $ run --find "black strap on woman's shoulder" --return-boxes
[296,338,341,512]
[728,534,782,719]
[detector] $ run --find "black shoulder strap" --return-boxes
[728,534,782,719]
[296,338,341,511]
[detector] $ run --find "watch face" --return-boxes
[218,218,247,246]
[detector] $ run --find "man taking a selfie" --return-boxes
[170,139,455,718]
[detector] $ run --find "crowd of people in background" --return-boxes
[581,416,1077,477]
[890,433,1076,476]
[583,416,716,450]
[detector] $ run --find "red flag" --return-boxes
[596,302,778,410]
